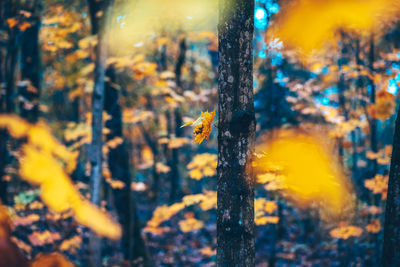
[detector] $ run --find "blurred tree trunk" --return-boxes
[87,0,112,266]
[0,2,7,205]
[382,106,400,266]
[0,0,19,204]
[20,4,41,123]
[169,37,186,203]
[104,67,150,266]
[217,0,255,266]
[368,37,378,176]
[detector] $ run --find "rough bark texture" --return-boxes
[217,0,255,266]
[382,105,400,266]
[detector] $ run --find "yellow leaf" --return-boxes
[193,110,216,144]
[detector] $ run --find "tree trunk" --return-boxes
[104,67,150,266]
[382,105,400,266]
[169,38,186,203]
[217,0,255,266]
[87,0,112,266]
[0,0,19,205]
[368,37,378,176]
[20,12,41,123]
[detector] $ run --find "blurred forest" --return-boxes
[0,0,400,266]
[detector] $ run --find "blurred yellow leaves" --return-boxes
[254,198,279,225]
[366,219,381,233]
[28,230,61,246]
[182,191,217,211]
[330,223,363,239]
[255,198,278,214]
[31,252,74,267]
[73,200,121,239]
[13,214,40,227]
[41,7,82,52]
[367,90,396,120]
[200,247,216,257]
[187,153,217,180]
[0,203,12,238]
[144,203,185,234]
[7,18,18,28]
[145,191,216,235]
[254,130,354,220]
[108,0,217,55]
[60,235,82,253]
[366,145,392,166]
[269,0,400,55]
[255,216,280,225]
[0,115,121,240]
[364,174,388,200]
[256,173,285,191]
[178,213,204,233]
[6,18,31,31]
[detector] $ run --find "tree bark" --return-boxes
[217,0,255,266]
[382,105,400,266]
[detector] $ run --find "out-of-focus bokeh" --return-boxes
[0,0,399,265]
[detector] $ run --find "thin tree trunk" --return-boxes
[5,30,18,114]
[87,0,112,266]
[174,38,186,90]
[169,108,183,203]
[368,36,378,176]
[88,0,109,209]
[0,0,19,204]
[382,106,400,266]
[20,11,41,123]
[0,1,6,204]
[337,36,347,163]
[217,0,255,266]
[169,38,186,203]
[104,67,150,266]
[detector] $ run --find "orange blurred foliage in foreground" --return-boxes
[269,0,400,55]
[0,115,121,240]
[254,129,355,220]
